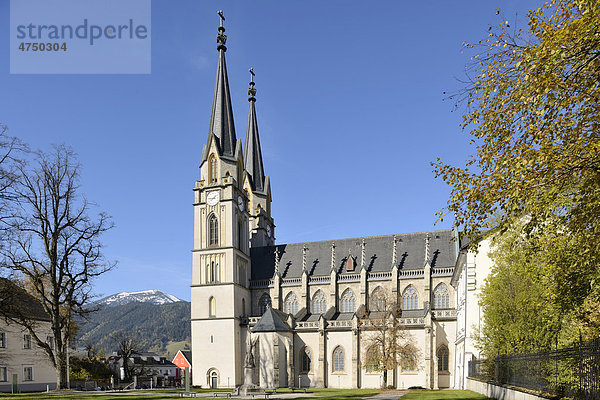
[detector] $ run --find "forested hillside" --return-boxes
[76,301,190,357]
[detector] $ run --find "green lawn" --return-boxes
[401,390,492,400]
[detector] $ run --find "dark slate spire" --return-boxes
[207,10,237,158]
[244,68,266,192]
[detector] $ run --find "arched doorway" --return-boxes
[207,369,219,389]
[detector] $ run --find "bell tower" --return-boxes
[242,69,275,248]
[191,11,251,389]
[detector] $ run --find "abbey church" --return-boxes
[191,14,478,391]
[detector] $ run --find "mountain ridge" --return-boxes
[97,289,184,306]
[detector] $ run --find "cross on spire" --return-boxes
[216,10,227,49]
[218,10,225,27]
[248,67,257,101]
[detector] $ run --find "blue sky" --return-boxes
[0,0,543,301]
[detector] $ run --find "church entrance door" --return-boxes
[210,371,218,388]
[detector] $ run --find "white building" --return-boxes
[190,15,466,390]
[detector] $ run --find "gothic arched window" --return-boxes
[311,291,327,314]
[370,287,385,312]
[401,351,417,371]
[238,219,244,250]
[301,347,311,372]
[209,297,216,317]
[402,286,419,310]
[437,345,449,371]
[258,293,271,315]
[209,154,217,184]
[207,261,219,283]
[332,346,345,372]
[365,346,380,372]
[433,283,450,309]
[284,293,299,315]
[340,289,356,313]
[208,214,219,247]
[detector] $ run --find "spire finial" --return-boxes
[216,10,227,50]
[331,242,336,271]
[425,234,431,263]
[248,68,257,102]
[392,235,398,266]
[274,246,280,274]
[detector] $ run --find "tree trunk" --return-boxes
[56,350,69,389]
[382,370,387,388]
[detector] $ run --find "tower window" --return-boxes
[238,219,244,250]
[207,261,219,283]
[209,296,216,317]
[209,154,217,184]
[208,214,219,247]
[301,347,311,372]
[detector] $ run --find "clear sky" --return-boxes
[0,0,543,301]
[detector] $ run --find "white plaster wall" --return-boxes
[326,331,354,388]
[295,332,320,388]
[191,319,237,388]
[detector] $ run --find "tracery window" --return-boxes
[207,261,219,283]
[402,286,419,310]
[370,287,385,311]
[311,291,327,314]
[258,293,271,315]
[365,346,380,372]
[332,346,344,372]
[437,345,449,371]
[340,289,356,313]
[433,283,450,309]
[284,292,299,315]
[208,214,219,247]
[301,347,311,372]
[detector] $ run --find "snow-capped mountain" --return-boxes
[97,290,184,306]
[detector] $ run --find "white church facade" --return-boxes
[191,14,488,390]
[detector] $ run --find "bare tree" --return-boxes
[0,124,27,242]
[0,145,114,389]
[111,330,140,382]
[361,288,418,388]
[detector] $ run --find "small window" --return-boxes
[301,347,311,372]
[340,289,356,313]
[402,286,419,310]
[23,366,33,381]
[0,366,6,382]
[47,336,55,350]
[437,345,449,371]
[284,293,299,315]
[209,297,216,317]
[209,155,218,184]
[23,334,32,349]
[311,291,327,314]
[332,347,344,372]
[0,332,5,348]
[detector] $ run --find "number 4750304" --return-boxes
[18,42,67,52]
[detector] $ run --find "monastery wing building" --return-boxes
[191,14,460,390]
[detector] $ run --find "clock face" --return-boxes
[206,191,220,206]
[266,225,272,237]
[237,195,244,211]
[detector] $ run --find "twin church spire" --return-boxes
[204,10,266,193]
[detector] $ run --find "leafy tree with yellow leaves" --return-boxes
[434,0,600,342]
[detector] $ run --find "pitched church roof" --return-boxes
[250,229,457,280]
[204,13,237,160]
[244,71,266,193]
[252,307,292,332]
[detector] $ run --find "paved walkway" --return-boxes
[365,391,407,400]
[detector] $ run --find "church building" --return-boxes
[191,14,459,390]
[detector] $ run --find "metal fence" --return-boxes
[468,339,600,400]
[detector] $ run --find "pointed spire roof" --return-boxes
[244,68,266,192]
[206,11,237,158]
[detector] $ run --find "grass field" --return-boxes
[0,388,489,400]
